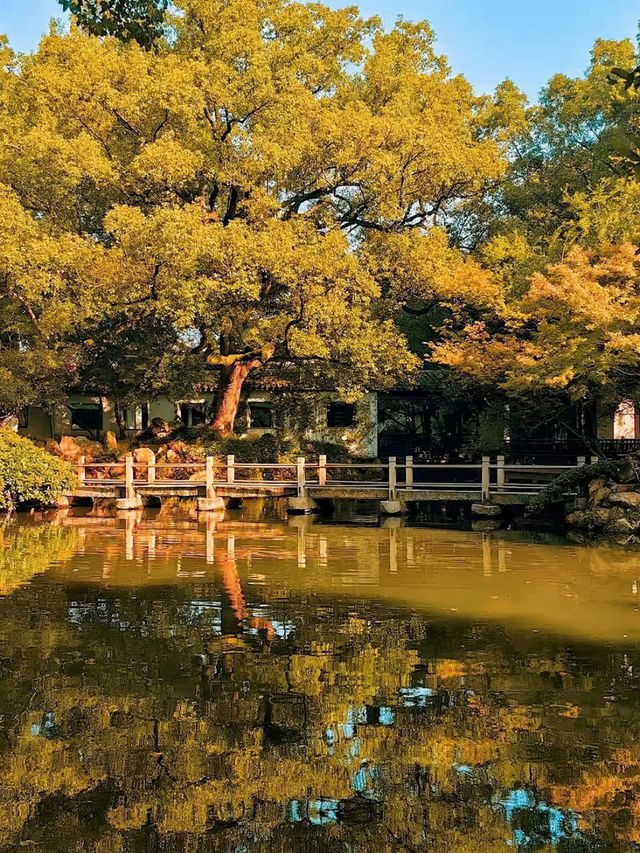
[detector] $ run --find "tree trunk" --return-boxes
[211,358,262,435]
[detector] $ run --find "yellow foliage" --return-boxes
[432,243,640,405]
[0,1,515,421]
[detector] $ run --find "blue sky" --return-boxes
[0,0,638,101]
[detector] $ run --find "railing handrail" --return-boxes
[75,453,587,504]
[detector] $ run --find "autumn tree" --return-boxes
[0,2,516,433]
[468,37,640,310]
[0,177,104,422]
[423,35,640,452]
[432,243,640,452]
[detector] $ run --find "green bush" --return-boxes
[0,429,77,510]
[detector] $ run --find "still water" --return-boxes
[2,507,640,852]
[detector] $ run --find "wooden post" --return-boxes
[389,527,397,574]
[147,452,156,484]
[388,456,397,501]
[405,455,414,488]
[481,456,491,502]
[197,455,224,512]
[318,454,327,486]
[205,455,215,500]
[205,515,215,564]
[577,456,586,467]
[297,457,306,498]
[76,454,86,485]
[125,454,135,501]
[497,455,505,490]
[227,455,235,484]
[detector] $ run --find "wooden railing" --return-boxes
[73,452,596,502]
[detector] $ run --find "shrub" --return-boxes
[0,429,77,511]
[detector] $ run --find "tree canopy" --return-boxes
[0,1,519,433]
[6,2,640,445]
[424,34,640,447]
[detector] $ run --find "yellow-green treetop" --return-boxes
[432,243,640,415]
[0,1,518,430]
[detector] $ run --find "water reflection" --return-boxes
[1,511,640,850]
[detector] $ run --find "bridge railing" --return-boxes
[74,452,590,501]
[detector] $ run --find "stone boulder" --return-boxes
[610,491,640,509]
[591,487,612,507]
[594,507,624,524]
[132,447,155,464]
[610,517,638,534]
[45,439,62,457]
[566,508,623,531]
[103,430,118,453]
[612,483,634,494]
[82,441,104,460]
[59,435,84,461]
[566,511,589,528]
[588,477,608,497]
[471,504,503,518]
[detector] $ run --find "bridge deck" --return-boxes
[65,454,583,508]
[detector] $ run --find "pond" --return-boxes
[2,507,640,851]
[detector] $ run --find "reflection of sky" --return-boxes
[331,704,395,745]
[352,762,379,796]
[497,788,580,848]
[290,798,339,826]
[290,761,381,828]
[245,604,295,639]
[398,686,437,707]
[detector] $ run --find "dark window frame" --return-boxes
[70,403,103,432]
[249,402,274,429]
[327,402,356,428]
[181,402,206,427]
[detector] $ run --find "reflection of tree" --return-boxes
[2,524,640,850]
[220,540,275,640]
[0,517,77,595]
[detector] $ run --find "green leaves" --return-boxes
[0,430,77,511]
[58,0,169,48]
[609,65,640,92]
[612,130,640,180]
[607,64,640,179]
